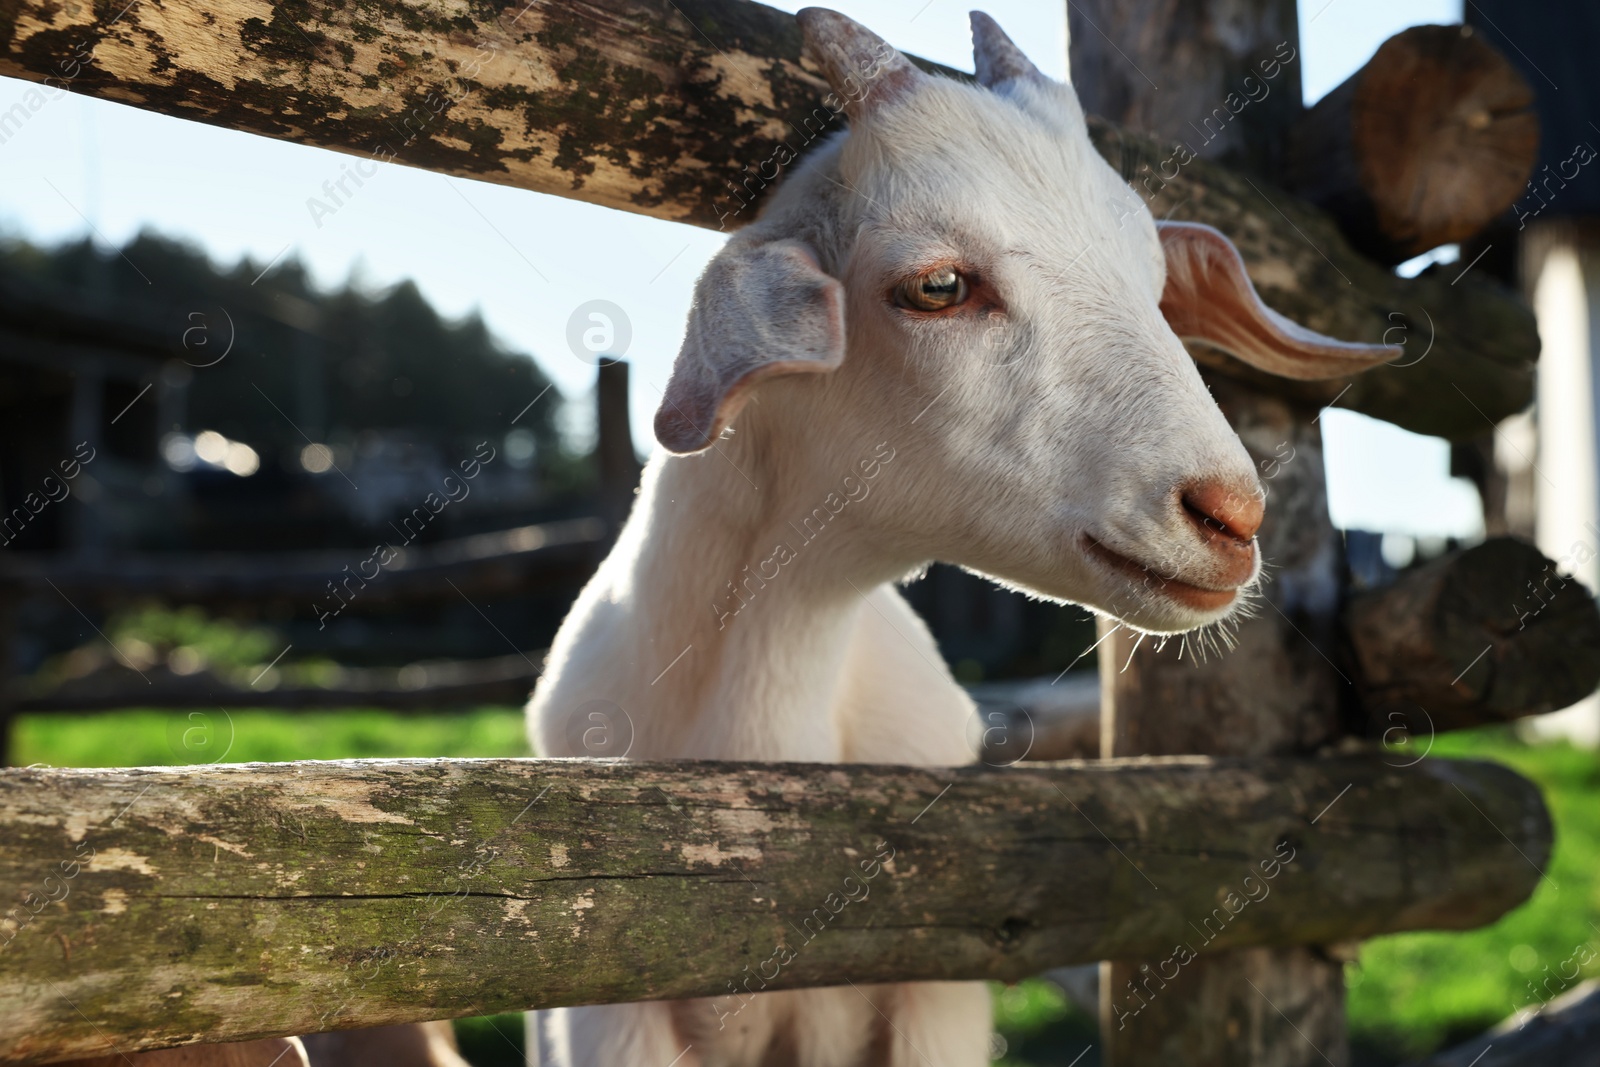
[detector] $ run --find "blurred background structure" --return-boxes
[1466,1,1600,746]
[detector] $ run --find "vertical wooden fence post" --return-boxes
[1073,2,1353,1064]
[1097,384,1350,1066]
[0,589,14,766]
[595,358,640,541]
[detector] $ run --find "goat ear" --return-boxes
[1158,221,1396,381]
[970,11,1058,88]
[796,7,924,119]
[655,239,846,455]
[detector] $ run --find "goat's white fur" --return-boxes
[526,9,1385,1066]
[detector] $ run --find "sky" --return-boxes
[0,0,1480,537]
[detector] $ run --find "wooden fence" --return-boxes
[0,1,1536,441]
[0,755,1550,1062]
[1,0,1596,1065]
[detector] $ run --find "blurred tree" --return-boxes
[0,232,568,482]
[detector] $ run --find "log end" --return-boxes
[1291,24,1540,265]
[1346,537,1600,736]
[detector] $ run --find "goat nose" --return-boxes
[1181,480,1264,543]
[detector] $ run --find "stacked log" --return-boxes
[1345,537,1600,737]
[0,0,1542,440]
[1287,25,1539,265]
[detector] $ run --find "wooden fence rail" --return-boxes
[0,754,1549,1064]
[0,0,1537,441]
[13,650,542,712]
[0,519,605,611]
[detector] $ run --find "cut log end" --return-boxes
[1290,24,1539,265]
[1344,537,1600,736]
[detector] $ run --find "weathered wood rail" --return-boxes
[1285,23,1538,265]
[0,0,1537,440]
[0,755,1549,1063]
[14,650,542,712]
[0,519,605,610]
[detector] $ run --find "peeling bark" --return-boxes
[0,756,1549,1063]
[0,0,1536,438]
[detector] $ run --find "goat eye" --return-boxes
[894,268,968,312]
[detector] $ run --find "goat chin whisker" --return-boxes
[1056,618,1121,680]
[1175,578,1266,666]
[1120,631,1146,673]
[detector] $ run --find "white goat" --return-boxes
[527,9,1388,1066]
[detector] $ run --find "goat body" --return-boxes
[527,8,1391,1066]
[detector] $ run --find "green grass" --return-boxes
[14,706,532,1062]
[1346,728,1600,1064]
[13,707,530,767]
[453,1013,526,1067]
[992,978,1099,1066]
[11,711,1598,1065]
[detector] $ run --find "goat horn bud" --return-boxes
[970,11,1050,89]
[796,8,922,118]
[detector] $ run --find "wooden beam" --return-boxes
[1285,25,1539,266]
[1344,537,1600,738]
[1072,6,1362,1060]
[1092,117,1536,441]
[0,0,1535,440]
[594,358,640,536]
[14,650,542,712]
[1098,211,1357,1067]
[0,755,1548,1063]
[1065,0,1304,178]
[0,518,604,610]
[2,0,821,230]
